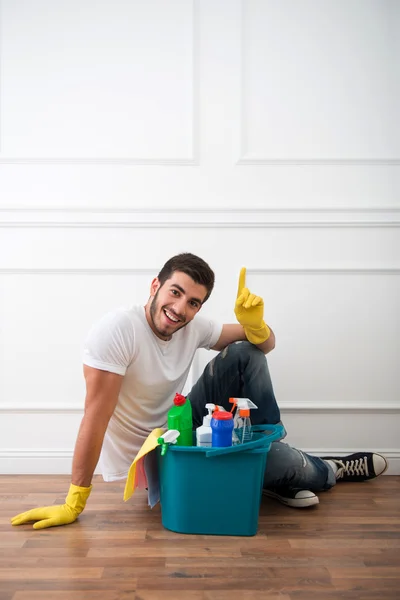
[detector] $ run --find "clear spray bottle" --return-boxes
[229,397,258,444]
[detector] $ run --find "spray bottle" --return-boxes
[229,397,258,444]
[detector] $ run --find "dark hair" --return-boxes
[157,253,215,303]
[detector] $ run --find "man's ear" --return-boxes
[149,277,161,297]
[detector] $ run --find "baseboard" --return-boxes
[0,449,399,475]
[0,449,77,475]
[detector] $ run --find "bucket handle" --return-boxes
[205,423,282,458]
[205,436,266,457]
[251,423,285,440]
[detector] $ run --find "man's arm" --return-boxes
[72,366,124,487]
[11,366,123,529]
[212,323,275,355]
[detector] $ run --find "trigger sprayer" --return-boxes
[157,429,180,455]
[229,397,258,444]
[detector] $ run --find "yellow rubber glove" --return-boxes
[11,483,92,530]
[234,267,270,345]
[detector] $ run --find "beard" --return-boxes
[149,288,189,340]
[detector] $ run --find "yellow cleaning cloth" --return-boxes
[123,427,164,502]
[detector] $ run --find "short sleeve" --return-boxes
[83,310,135,376]
[194,316,223,350]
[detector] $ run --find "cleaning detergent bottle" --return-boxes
[167,393,193,446]
[229,397,258,444]
[196,403,215,447]
[211,408,234,447]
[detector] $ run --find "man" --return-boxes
[11,253,387,529]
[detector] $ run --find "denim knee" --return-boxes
[190,339,281,429]
[222,341,267,369]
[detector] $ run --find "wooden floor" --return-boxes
[0,475,399,600]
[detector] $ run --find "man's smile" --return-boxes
[163,308,183,324]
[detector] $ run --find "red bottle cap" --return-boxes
[212,410,233,421]
[173,393,186,406]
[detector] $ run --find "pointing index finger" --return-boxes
[237,267,247,296]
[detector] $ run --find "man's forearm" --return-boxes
[71,413,109,487]
[254,326,275,355]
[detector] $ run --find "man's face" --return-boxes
[147,271,208,340]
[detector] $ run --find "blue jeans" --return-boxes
[188,342,336,492]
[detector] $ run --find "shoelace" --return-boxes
[335,456,369,479]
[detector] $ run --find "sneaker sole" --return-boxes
[377,457,389,477]
[262,489,319,508]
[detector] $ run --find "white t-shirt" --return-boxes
[83,305,222,481]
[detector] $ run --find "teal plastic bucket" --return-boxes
[158,424,284,536]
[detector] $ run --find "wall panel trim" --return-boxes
[2,449,399,457]
[1,402,399,413]
[237,158,400,166]
[0,208,399,228]
[0,0,200,165]
[1,268,399,275]
[1,450,399,476]
[237,1,400,166]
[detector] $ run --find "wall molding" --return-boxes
[1,450,399,475]
[0,405,85,414]
[3,207,398,212]
[0,207,399,228]
[0,449,73,459]
[0,1,200,165]
[0,157,198,165]
[237,158,400,166]
[1,268,400,276]
[0,267,400,276]
[2,449,399,458]
[237,1,400,166]
[1,401,399,413]
[280,402,400,413]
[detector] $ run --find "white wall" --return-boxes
[0,0,399,474]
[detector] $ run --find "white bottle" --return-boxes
[196,403,215,447]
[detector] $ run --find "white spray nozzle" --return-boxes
[159,429,180,444]
[158,429,181,456]
[229,397,258,410]
[202,403,216,426]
